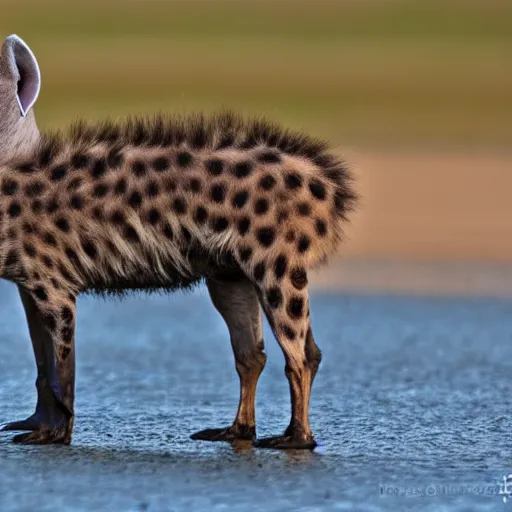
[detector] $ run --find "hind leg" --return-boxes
[254,279,321,449]
[191,274,266,442]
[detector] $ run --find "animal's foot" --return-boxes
[2,411,73,445]
[191,423,255,442]
[12,426,71,445]
[254,433,317,450]
[1,414,45,432]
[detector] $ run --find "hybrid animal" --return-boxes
[0,35,356,449]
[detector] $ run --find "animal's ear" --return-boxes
[1,35,41,117]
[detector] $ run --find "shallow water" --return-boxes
[1,279,512,511]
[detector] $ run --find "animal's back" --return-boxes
[0,112,356,296]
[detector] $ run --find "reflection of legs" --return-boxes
[191,275,266,442]
[2,286,76,444]
[254,282,321,449]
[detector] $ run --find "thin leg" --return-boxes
[191,274,266,442]
[253,281,320,449]
[1,286,76,444]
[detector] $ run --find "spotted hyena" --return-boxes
[0,35,357,449]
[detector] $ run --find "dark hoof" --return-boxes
[12,428,71,445]
[254,435,317,450]
[191,424,255,442]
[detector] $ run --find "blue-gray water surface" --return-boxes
[1,279,512,511]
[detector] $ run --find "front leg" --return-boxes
[1,286,76,444]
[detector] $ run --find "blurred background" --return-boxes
[4,0,511,296]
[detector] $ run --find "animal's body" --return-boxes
[0,35,356,448]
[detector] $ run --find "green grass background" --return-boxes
[3,0,511,150]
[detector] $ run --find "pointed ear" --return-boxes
[1,35,41,117]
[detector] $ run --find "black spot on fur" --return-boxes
[43,313,57,331]
[237,217,251,236]
[128,191,143,208]
[107,148,124,168]
[254,198,269,215]
[92,159,107,178]
[61,327,73,345]
[114,179,127,195]
[93,183,109,198]
[297,235,311,253]
[297,202,311,216]
[2,180,18,195]
[206,159,224,176]
[61,306,74,325]
[163,223,174,240]
[25,181,46,197]
[256,227,275,247]
[210,184,227,203]
[152,157,169,172]
[42,255,54,269]
[315,218,327,236]
[212,216,229,232]
[188,178,201,194]
[177,151,193,167]
[131,160,146,177]
[277,210,289,223]
[233,161,252,178]
[258,151,281,163]
[290,267,307,289]
[285,173,302,190]
[194,206,208,224]
[181,226,192,243]
[124,225,140,243]
[110,210,125,225]
[23,243,37,257]
[191,124,208,149]
[287,296,304,319]
[17,163,37,173]
[164,179,177,192]
[50,165,67,181]
[232,190,249,209]
[43,232,57,247]
[281,325,296,340]
[253,262,266,281]
[23,222,36,234]
[147,208,161,225]
[8,202,21,217]
[238,246,252,262]
[259,174,276,190]
[92,206,103,220]
[71,153,89,169]
[274,255,288,280]
[285,230,295,243]
[31,200,43,214]
[70,195,84,210]
[46,199,60,214]
[81,239,97,259]
[309,180,327,200]
[266,287,282,309]
[34,286,48,301]
[146,181,159,197]
[5,250,18,267]
[173,197,187,215]
[217,133,235,150]
[55,218,70,232]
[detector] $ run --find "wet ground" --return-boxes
[1,279,512,511]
